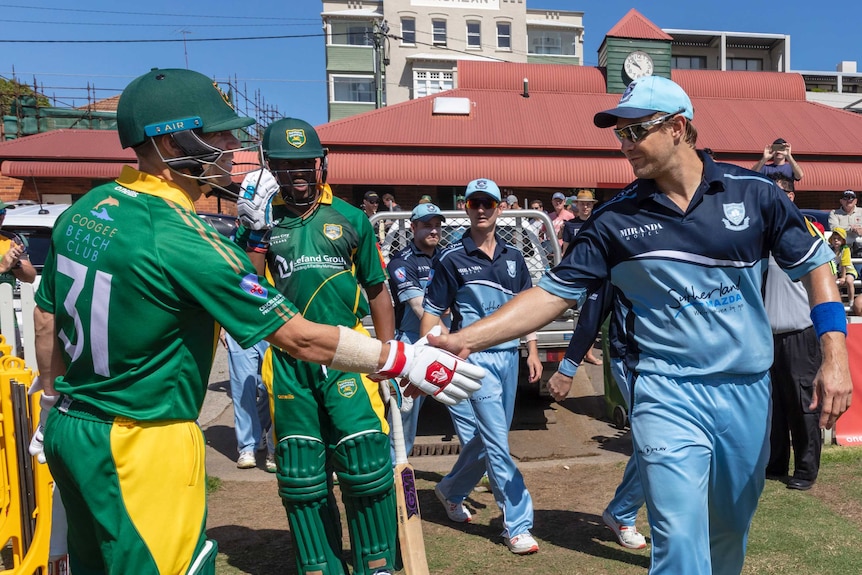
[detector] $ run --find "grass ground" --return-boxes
[207,445,862,574]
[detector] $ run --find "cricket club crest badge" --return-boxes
[286,129,306,149]
[507,260,517,278]
[337,378,358,398]
[324,223,343,240]
[721,202,750,231]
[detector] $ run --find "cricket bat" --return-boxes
[389,396,430,575]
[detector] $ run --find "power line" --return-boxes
[0,32,325,44]
[0,4,309,21]
[1,18,307,28]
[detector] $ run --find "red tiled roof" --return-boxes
[75,95,121,112]
[458,60,608,93]
[316,64,862,191]
[1,160,131,179]
[0,129,134,161]
[605,9,673,41]
[329,152,632,188]
[673,69,806,100]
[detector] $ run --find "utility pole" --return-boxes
[178,29,191,69]
[372,20,390,109]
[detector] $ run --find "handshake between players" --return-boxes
[237,168,485,406]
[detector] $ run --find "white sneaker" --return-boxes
[503,532,539,555]
[236,451,256,469]
[265,454,277,473]
[434,485,471,523]
[602,509,646,549]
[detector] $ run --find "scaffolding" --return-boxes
[1,73,282,141]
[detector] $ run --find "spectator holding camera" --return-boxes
[829,190,862,257]
[753,138,803,181]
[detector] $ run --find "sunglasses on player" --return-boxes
[613,109,683,143]
[466,197,499,210]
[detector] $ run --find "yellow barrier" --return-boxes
[0,355,54,573]
[0,333,13,360]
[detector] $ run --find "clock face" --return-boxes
[624,51,654,80]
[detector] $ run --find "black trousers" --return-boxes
[767,327,822,480]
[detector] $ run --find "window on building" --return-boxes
[433,19,447,47]
[401,18,415,45]
[527,30,579,56]
[331,75,375,103]
[671,56,707,69]
[728,58,762,71]
[329,20,373,46]
[497,22,511,50]
[413,70,454,99]
[466,21,481,49]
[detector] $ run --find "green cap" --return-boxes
[117,68,254,149]
[262,117,325,160]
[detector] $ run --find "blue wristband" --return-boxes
[810,301,847,338]
[558,357,579,378]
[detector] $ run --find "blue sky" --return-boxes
[0,1,857,127]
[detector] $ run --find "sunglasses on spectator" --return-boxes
[366,199,378,204]
[613,109,683,143]
[466,197,499,210]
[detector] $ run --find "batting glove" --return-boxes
[237,169,280,230]
[27,377,59,464]
[370,328,485,406]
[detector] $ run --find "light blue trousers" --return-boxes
[226,335,272,454]
[632,371,770,575]
[437,348,534,538]
[606,359,644,526]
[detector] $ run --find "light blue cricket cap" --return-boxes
[464,178,501,201]
[593,76,694,128]
[411,203,446,222]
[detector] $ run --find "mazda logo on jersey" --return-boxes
[425,362,454,389]
[240,273,268,298]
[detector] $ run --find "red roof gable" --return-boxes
[605,9,673,41]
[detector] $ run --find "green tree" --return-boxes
[0,78,50,114]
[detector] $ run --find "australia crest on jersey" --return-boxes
[324,223,343,240]
[507,260,517,278]
[721,202,750,231]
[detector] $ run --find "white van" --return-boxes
[2,203,72,276]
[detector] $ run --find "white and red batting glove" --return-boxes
[370,328,484,406]
[237,169,280,231]
[27,377,59,464]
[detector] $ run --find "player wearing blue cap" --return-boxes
[428,76,852,574]
[420,178,543,555]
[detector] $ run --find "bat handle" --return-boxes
[389,396,408,465]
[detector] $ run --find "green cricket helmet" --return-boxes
[118,68,253,149]
[117,68,261,199]
[262,118,328,208]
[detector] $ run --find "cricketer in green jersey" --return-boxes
[237,117,399,575]
[30,69,484,575]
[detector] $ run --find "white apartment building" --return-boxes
[321,0,584,120]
